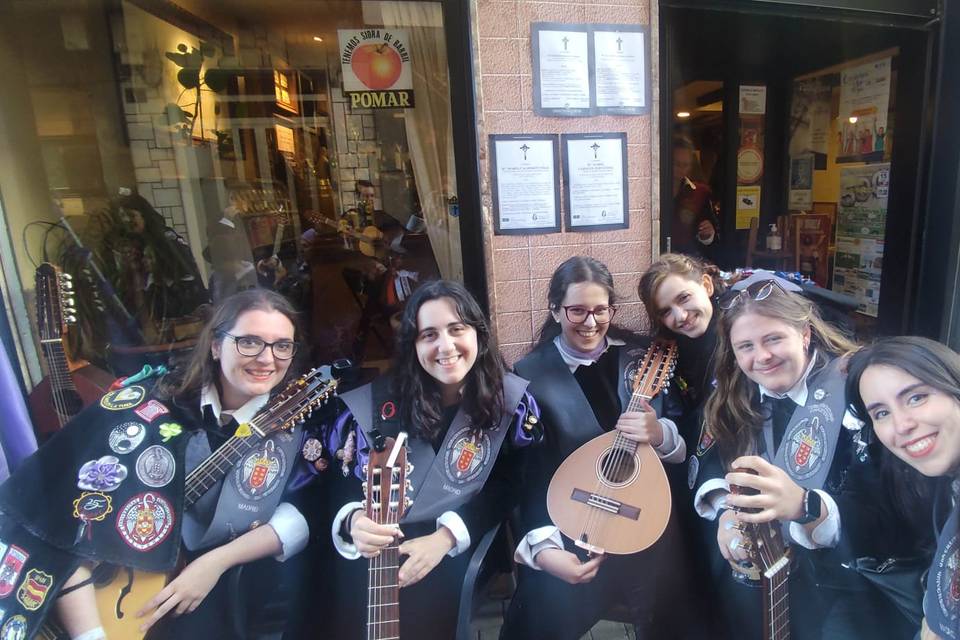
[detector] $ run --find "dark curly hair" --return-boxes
[392,280,505,441]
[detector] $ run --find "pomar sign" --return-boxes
[339,29,415,109]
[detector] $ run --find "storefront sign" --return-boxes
[275,125,295,155]
[490,134,562,235]
[562,132,628,231]
[338,29,414,109]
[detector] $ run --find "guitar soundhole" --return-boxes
[596,448,640,487]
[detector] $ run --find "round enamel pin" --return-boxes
[77,456,128,492]
[813,388,827,401]
[301,437,323,463]
[0,615,27,640]
[380,401,397,421]
[443,427,491,485]
[109,421,147,455]
[100,385,146,411]
[115,492,175,551]
[783,416,827,481]
[234,440,286,501]
[136,445,176,488]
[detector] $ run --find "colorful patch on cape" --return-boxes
[783,416,827,481]
[15,569,52,611]
[135,446,176,488]
[108,422,147,454]
[158,422,182,442]
[301,437,323,463]
[134,400,169,423]
[115,492,175,552]
[0,615,26,640]
[0,546,27,599]
[935,533,960,635]
[380,401,397,421]
[443,427,491,485]
[72,492,113,523]
[234,440,286,501]
[77,456,128,492]
[696,423,715,457]
[100,385,146,411]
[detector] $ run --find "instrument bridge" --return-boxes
[570,488,641,520]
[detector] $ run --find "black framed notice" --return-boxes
[531,23,592,117]
[490,134,562,235]
[592,25,650,116]
[562,132,629,232]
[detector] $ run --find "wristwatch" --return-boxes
[793,489,822,524]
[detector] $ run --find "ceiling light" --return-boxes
[676,111,691,119]
[313,36,324,42]
[848,116,858,124]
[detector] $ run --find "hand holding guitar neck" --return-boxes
[724,455,807,525]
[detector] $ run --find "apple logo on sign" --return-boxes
[352,43,402,90]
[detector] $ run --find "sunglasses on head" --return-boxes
[718,279,789,311]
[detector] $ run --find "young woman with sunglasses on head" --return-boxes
[695,279,913,640]
[0,289,315,640]
[847,336,960,640]
[296,280,540,639]
[499,256,704,640]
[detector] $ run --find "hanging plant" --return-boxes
[164,41,235,140]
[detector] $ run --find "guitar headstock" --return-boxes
[362,431,412,526]
[729,468,790,577]
[252,368,338,437]
[632,339,678,398]
[35,263,77,343]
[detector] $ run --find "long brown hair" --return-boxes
[637,253,725,335]
[156,288,302,402]
[704,288,857,462]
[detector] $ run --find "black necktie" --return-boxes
[769,396,797,451]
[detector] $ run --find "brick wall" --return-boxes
[473,0,659,364]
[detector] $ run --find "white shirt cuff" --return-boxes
[331,501,364,560]
[787,490,841,549]
[655,418,686,464]
[72,628,107,640]
[513,525,564,570]
[437,511,471,557]
[694,478,730,519]
[267,502,309,561]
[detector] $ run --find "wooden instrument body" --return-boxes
[547,432,671,555]
[28,365,113,440]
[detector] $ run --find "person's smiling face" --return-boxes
[860,364,960,477]
[213,309,295,410]
[729,312,810,395]
[414,297,478,403]
[653,273,714,339]
[553,282,611,352]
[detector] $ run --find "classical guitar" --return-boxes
[730,470,792,640]
[363,431,411,640]
[546,339,677,555]
[28,263,112,439]
[41,369,338,639]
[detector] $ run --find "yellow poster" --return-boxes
[736,186,761,230]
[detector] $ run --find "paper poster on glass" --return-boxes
[592,25,650,115]
[789,77,832,157]
[788,154,814,210]
[490,134,561,235]
[562,133,628,232]
[739,86,767,115]
[735,186,761,230]
[531,24,591,117]
[338,29,415,109]
[837,57,890,164]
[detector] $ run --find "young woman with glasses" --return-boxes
[499,256,704,640]
[847,336,960,640]
[694,279,912,639]
[292,280,540,639]
[0,288,314,639]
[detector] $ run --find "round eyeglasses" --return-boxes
[220,332,299,360]
[561,305,616,325]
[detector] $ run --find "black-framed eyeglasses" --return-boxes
[561,305,616,325]
[718,279,788,311]
[220,332,299,360]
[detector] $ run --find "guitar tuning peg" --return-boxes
[61,273,73,281]
[65,315,77,324]
[404,497,413,508]
[361,464,368,475]
[361,481,368,494]
[405,463,414,474]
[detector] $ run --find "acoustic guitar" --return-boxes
[546,339,677,555]
[729,470,792,640]
[363,431,411,640]
[40,369,338,639]
[29,263,112,439]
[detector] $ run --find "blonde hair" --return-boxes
[638,253,724,335]
[703,289,858,462]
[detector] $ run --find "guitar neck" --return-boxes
[761,558,791,640]
[367,545,400,640]
[183,434,258,507]
[43,340,78,394]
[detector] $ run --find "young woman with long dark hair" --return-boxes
[499,256,700,640]
[307,279,540,639]
[847,336,960,640]
[0,288,315,640]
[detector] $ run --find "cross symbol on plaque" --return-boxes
[616,37,623,52]
[519,144,530,160]
[561,36,569,51]
[590,142,600,159]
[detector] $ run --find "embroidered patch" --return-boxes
[687,455,700,490]
[0,615,26,640]
[783,416,827,481]
[108,422,146,454]
[443,427,491,485]
[380,401,397,421]
[115,492,175,551]
[77,456,128,492]
[234,440,286,501]
[136,446,176,488]
[16,569,52,611]
[935,533,960,633]
[0,546,28,598]
[134,400,169,423]
[696,423,715,457]
[158,423,182,442]
[72,492,113,524]
[301,437,323,462]
[100,386,146,411]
